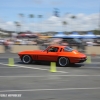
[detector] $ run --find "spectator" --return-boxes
[81,39,86,52]
[3,40,9,52]
[8,40,13,52]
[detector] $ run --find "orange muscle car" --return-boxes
[18,45,87,67]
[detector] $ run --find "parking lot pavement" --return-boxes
[0,64,100,99]
[0,55,100,100]
[0,90,100,100]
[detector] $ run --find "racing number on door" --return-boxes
[33,55,38,60]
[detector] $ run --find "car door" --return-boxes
[37,51,48,61]
[38,47,59,61]
[45,52,58,61]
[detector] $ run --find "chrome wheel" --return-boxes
[22,55,32,64]
[58,57,69,67]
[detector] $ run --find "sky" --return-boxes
[0,0,100,32]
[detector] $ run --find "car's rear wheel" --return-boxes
[22,55,32,64]
[58,57,69,67]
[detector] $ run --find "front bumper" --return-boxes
[78,58,87,63]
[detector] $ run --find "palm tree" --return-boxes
[29,14,34,18]
[71,15,76,19]
[19,13,24,17]
[62,21,67,33]
[38,15,42,18]
[29,14,35,32]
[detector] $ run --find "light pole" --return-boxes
[29,14,35,32]
[18,13,24,32]
[37,15,42,31]
[53,8,60,32]
[14,21,21,34]
[62,21,67,33]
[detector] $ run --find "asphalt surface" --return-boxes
[0,53,100,100]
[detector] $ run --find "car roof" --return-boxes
[49,45,66,49]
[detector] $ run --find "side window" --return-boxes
[54,47,59,52]
[64,46,73,52]
[48,47,53,52]
[48,47,59,52]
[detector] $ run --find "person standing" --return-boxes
[3,40,9,52]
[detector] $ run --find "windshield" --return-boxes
[64,46,73,52]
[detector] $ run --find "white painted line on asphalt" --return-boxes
[0,76,46,78]
[0,57,19,58]
[84,62,100,64]
[0,87,100,92]
[80,67,100,69]
[0,63,69,73]
[0,67,21,68]
[91,57,100,59]
[52,75,100,77]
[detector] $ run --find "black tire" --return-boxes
[22,55,32,64]
[57,57,69,67]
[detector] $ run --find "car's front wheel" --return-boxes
[57,57,69,67]
[22,55,32,64]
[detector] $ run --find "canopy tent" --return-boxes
[53,32,70,38]
[81,32,97,39]
[68,32,81,38]
[96,35,100,38]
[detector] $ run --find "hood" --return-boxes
[18,50,43,55]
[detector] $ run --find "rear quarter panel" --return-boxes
[58,51,86,63]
